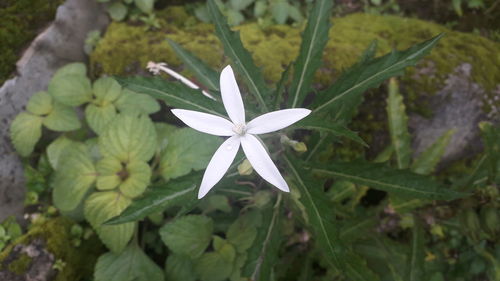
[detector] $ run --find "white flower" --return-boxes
[172,65,311,199]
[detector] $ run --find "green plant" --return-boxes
[97,0,156,22]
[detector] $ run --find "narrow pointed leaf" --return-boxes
[411,129,455,175]
[116,76,226,117]
[294,116,367,146]
[274,64,291,110]
[289,0,332,108]
[312,161,465,200]
[312,34,444,119]
[207,0,270,111]
[407,217,425,281]
[284,154,345,270]
[357,40,378,65]
[167,39,220,92]
[386,78,411,169]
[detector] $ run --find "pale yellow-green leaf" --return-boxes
[155,122,176,154]
[96,157,123,191]
[53,143,97,212]
[115,89,160,115]
[84,191,134,253]
[119,161,151,198]
[47,136,75,170]
[85,103,117,135]
[85,138,102,162]
[99,114,157,163]
[43,102,81,131]
[52,62,87,80]
[93,77,122,104]
[10,112,43,157]
[49,74,92,106]
[27,91,53,116]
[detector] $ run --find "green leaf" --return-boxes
[116,77,226,117]
[46,136,74,170]
[358,40,378,65]
[167,39,220,92]
[10,112,43,156]
[165,254,197,281]
[93,77,122,104]
[99,114,157,163]
[195,251,234,281]
[207,0,271,111]
[108,2,128,21]
[52,63,87,80]
[159,128,222,181]
[386,78,411,169]
[96,157,122,191]
[344,253,381,281]
[274,64,291,110]
[49,74,92,106]
[134,0,154,14]
[155,122,177,154]
[43,102,81,131]
[339,216,377,243]
[411,129,455,175]
[407,217,424,281]
[230,0,254,11]
[288,0,332,108]
[85,104,117,135]
[227,212,258,253]
[311,161,465,200]
[105,173,199,225]
[53,143,96,212]
[284,155,345,270]
[84,191,135,253]
[312,34,444,117]
[118,160,151,198]
[271,1,289,24]
[94,244,164,281]
[294,116,367,146]
[160,215,213,259]
[27,91,53,116]
[115,89,160,115]
[479,122,500,182]
[254,1,267,17]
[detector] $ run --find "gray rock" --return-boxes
[0,0,109,221]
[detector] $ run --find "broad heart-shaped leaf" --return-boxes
[10,112,43,157]
[85,103,117,135]
[311,161,465,200]
[27,91,53,115]
[288,0,332,108]
[43,102,81,131]
[94,243,164,281]
[207,0,271,111]
[105,172,200,225]
[134,0,154,14]
[312,34,444,118]
[167,39,220,92]
[283,154,345,271]
[411,129,455,175]
[47,136,75,170]
[84,191,135,253]
[114,89,160,115]
[107,2,127,21]
[52,62,87,80]
[116,77,226,117]
[294,116,367,146]
[99,114,157,163]
[165,254,197,281]
[53,143,97,212]
[159,128,222,181]
[160,215,213,259]
[386,78,411,169]
[48,73,92,106]
[93,77,122,104]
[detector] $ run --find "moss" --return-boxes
[6,253,32,274]
[0,0,64,85]
[0,217,104,280]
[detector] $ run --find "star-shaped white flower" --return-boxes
[172,65,311,199]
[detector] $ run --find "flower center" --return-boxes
[232,123,246,135]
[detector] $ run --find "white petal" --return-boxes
[240,134,289,192]
[220,65,245,125]
[246,108,311,134]
[198,135,241,198]
[172,109,234,136]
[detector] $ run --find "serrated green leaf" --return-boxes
[411,129,455,175]
[207,0,271,111]
[272,1,289,24]
[199,194,232,213]
[93,77,122,104]
[94,244,164,281]
[114,88,160,115]
[386,78,411,169]
[10,112,43,156]
[84,191,134,253]
[53,143,96,212]
[27,91,53,116]
[195,251,234,281]
[99,114,157,163]
[47,136,75,170]
[52,63,87,80]
[167,39,220,92]
[288,0,332,108]
[43,102,81,131]
[134,0,154,14]
[159,128,222,181]
[213,236,237,263]
[118,160,151,198]
[85,104,117,135]
[108,2,128,21]
[155,122,176,154]
[49,74,92,106]
[294,116,367,146]
[227,212,258,253]
[407,217,424,281]
[160,215,213,259]
[165,254,197,281]
[284,155,345,270]
[116,77,226,117]
[105,173,199,225]
[312,34,444,119]
[312,161,465,200]
[96,157,123,191]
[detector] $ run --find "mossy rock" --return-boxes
[0,0,64,85]
[0,217,104,281]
